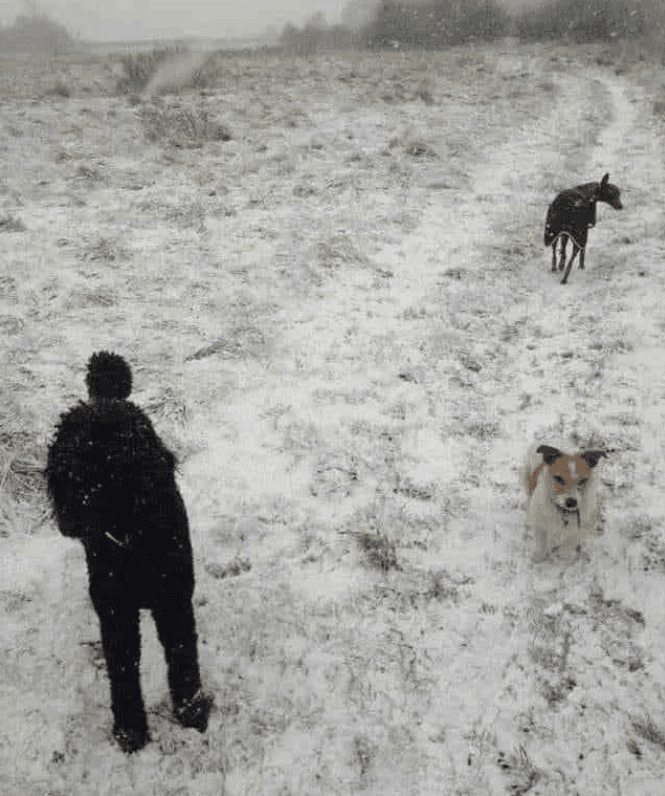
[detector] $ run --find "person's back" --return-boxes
[46,351,211,754]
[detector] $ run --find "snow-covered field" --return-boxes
[2,40,665,795]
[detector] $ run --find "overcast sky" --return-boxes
[0,0,537,41]
[0,0,352,40]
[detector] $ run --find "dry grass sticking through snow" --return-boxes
[2,41,665,796]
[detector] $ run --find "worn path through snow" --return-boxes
[11,50,665,796]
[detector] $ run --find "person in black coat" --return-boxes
[46,352,212,754]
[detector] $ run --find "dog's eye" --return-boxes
[578,478,588,488]
[554,475,566,485]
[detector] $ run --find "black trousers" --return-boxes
[92,595,202,733]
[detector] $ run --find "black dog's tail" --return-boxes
[544,189,594,249]
[546,230,587,250]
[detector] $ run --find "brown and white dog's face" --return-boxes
[536,445,606,513]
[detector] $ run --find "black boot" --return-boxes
[113,723,151,754]
[173,689,213,733]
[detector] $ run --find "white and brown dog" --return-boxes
[522,440,607,562]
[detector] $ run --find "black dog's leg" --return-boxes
[579,247,585,270]
[560,243,579,284]
[551,242,557,271]
[558,236,567,271]
[95,601,149,751]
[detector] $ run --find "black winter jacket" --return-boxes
[46,399,195,607]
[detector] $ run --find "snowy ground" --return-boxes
[2,41,665,795]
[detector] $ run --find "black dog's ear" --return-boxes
[580,449,607,468]
[600,173,609,186]
[537,445,563,465]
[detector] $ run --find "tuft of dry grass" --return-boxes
[115,48,175,95]
[0,215,26,233]
[205,557,252,580]
[83,236,128,262]
[352,734,374,782]
[497,745,541,795]
[403,140,438,159]
[354,529,401,571]
[139,100,232,148]
[631,715,665,750]
[186,325,267,361]
[0,433,50,536]
[45,80,70,98]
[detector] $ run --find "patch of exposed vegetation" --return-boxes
[115,49,176,95]
[139,100,232,147]
[354,529,401,571]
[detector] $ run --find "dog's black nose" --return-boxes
[565,498,577,509]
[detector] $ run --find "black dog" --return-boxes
[544,173,622,284]
[46,352,211,754]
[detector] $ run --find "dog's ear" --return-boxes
[600,173,609,187]
[537,445,563,465]
[580,449,607,468]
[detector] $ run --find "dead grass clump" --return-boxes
[497,745,541,795]
[352,734,374,782]
[537,79,557,95]
[626,737,642,758]
[316,234,367,271]
[404,140,438,159]
[0,215,26,233]
[83,237,128,263]
[139,101,232,148]
[415,86,435,104]
[143,387,188,427]
[75,164,105,183]
[68,289,116,309]
[205,558,251,580]
[45,80,70,98]
[355,530,401,572]
[165,200,206,231]
[621,514,654,541]
[116,48,173,95]
[0,442,44,502]
[423,570,463,602]
[640,532,665,573]
[186,325,267,361]
[0,316,23,335]
[631,715,665,750]
[311,451,358,498]
[0,430,49,535]
[462,419,501,440]
[395,477,435,501]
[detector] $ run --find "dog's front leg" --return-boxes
[533,526,549,562]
